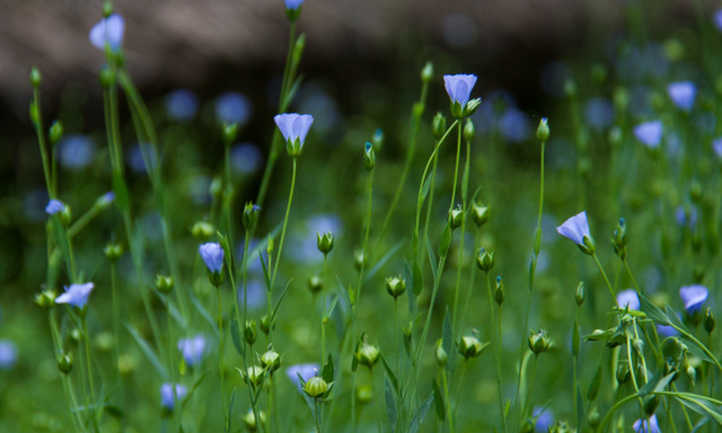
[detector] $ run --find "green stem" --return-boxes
[592,252,616,300]
[270,158,297,296]
[487,272,506,433]
[82,314,98,432]
[442,369,454,433]
[451,135,471,334]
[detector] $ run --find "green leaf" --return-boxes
[365,241,404,282]
[380,355,400,396]
[412,260,423,296]
[674,396,722,425]
[426,238,438,281]
[180,372,207,411]
[409,393,434,433]
[190,295,219,337]
[420,172,433,202]
[439,225,452,256]
[385,376,398,432]
[442,307,455,372]
[432,380,445,420]
[270,279,293,323]
[322,354,334,383]
[230,317,244,357]
[639,372,676,397]
[125,324,167,379]
[587,363,602,402]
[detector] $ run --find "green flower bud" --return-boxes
[308,275,323,294]
[260,349,281,374]
[613,87,629,111]
[354,250,366,272]
[95,331,114,352]
[476,248,495,272]
[612,218,627,259]
[435,339,447,367]
[240,365,265,388]
[458,335,486,360]
[102,1,113,17]
[363,142,376,170]
[463,118,475,142]
[661,337,687,361]
[49,121,64,144]
[303,376,331,399]
[579,235,596,255]
[99,67,115,88]
[155,274,174,293]
[609,126,622,147]
[356,384,373,405]
[536,117,550,142]
[471,202,489,227]
[575,281,585,306]
[616,362,630,384]
[317,232,334,256]
[117,353,137,375]
[29,101,39,125]
[244,320,257,346]
[191,221,215,239]
[494,275,504,306]
[528,329,551,355]
[421,62,434,83]
[448,205,463,230]
[60,205,72,226]
[432,112,447,139]
[704,308,715,334]
[385,275,406,299]
[242,202,261,231]
[356,341,380,369]
[34,289,56,308]
[30,67,42,88]
[462,98,482,117]
[260,314,271,335]
[548,420,575,433]
[223,123,239,143]
[57,353,73,374]
[242,409,266,432]
[587,406,600,427]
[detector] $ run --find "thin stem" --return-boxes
[270,158,297,294]
[487,272,506,433]
[82,314,98,432]
[442,369,454,433]
[592,252,616,300]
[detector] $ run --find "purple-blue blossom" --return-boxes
[633,414,661,433]
[584,97,614,130]
[679,285,708,313]
[443,74,477,107]
[89,14,124,51]
[286,363,319,390]
[97,192,115,208]
[45,199,66,215]
[532,406,553,433]
[274,113,314,147]
[656,324,678,338]
[165,89,198,121]
[713,138,722,158]
[498,107,531,143]
[199,242,224,273]
[556,211,590,246]
[667,81,696,111]
[231,144,263,175]
[177,335,206,366]
[215,92,251,126]
[55,283,95,309]
[634,121,663,148]
[285,0,304,10]
[0,340,17,370]
[59,134,95,169]
[715,9,722,31]
[616,289,640,311]
[675,206,697,229]
[160,383,188,410]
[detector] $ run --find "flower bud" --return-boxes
[461,98,482,117]
[613,87,629,111]
[435,339,447,367]
[102,1,113,17]
[308,275,323,294]
[30,67,42,88]
[528,329,551,355]
[448,205,463,230]
[458,335,486,360]
[34,289,57,308]
[101,243,122,262]
[432,112,447,139]
[354,249,366,272]
[616,362,630,384]
[49,121,64,144]
[356,384,373,405]
[99,66,115,88]
[317,232,334,256]
[191,221,214,239]
[155,274,174,293]
[223,122,239,143]
[372,129,384,151]
[704,308,715,334]
[536,117,550,142]
[356,341,380,369]
[494,275,504,306]
[463,118,475,142]
[60,205,72,225]
[362,142,376,170]
[58,353,73,374]
[575,281,585,306]
[242,409,266,432]
[244,320,257,346]
[421,62,434,83]
[612,218,627,259]
[303,376,331,399]
[117,353,137,375]
[29,101,39,125]
[240,365,265,388]
[242,202,261,231]
[587,406,600,427]
[385,275,406,299]
[260,314,272,335]
[471,202,489,227]
[476,248,495,272]
[260,349,281,374]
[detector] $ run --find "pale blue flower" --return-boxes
[675,206,697,228]
[443,74,477,107]
[177,335,206,366]
[715,9,722,31]
[0,340,17,370]
[616,290,640,310]
[286,363,319,390]
[160,383,188,410]
[634,121,663,148]
[237,280,267,311]
[127,144,158,174]
[59,134,95,169]
[667,81,696,111]
[274,113,314,147]
[499,107,531,142]
[532,406,553,433]
[679,285,708,313]
[55,283,95,308]
[285,0,304,10]
[215,92,251,125]
[45,199,66,215]
[231,144,263,175]
[556,211,590,246]
[89,14,124,51]
[633,414,661,433]
[713,138,722,158]
[165,89,198,121]
[656,324,678,338]
[199,243,224,273]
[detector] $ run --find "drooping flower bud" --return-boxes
[575,281,585,306]
[242,409,266,432]
[30,67,42,88]
[612,218,627,259]
[421,62,434,83]
[704,308,715,334]
[356,341,380,369]
[244,320,257,346]
[463,118,475,142]
[242,202,261,231]
[261,349,281,374]
[49,120,64,144]
[240,365,265,388]
[363,142,376,170]
[303,376,331,399]
[435,339,447,367]
[57,353,73,374]
[385,275,406,299]
[432,112,447,139]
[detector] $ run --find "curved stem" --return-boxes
[270,158,297,293]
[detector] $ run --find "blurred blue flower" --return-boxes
[97,191,115,207]
[713,138,722,158]
[286,363,319,390]
[237,279,267,311]
[633,414,660,433]
[127,144,158,174]
[55,283,95,309]
[584,98,614,131]
[215,92,251,126]
[715,9,722,31]
[634,121,663,148]
[0,340,17,370]
[443,74,477,107]
[45,199,66,215]
[498,108,531,142]
[165,89,198,121]
[274,113,314,147]
[59,134,95,169]
[675,206,697,229]
[679,285,708,313]
[285,0,304,10]
[297,84,341,133]
[556,211,590,246]
[177,335,206,366]
[667,81,696,111]
[199,243,224,273]
[471,90,515,134]
[656,323,678,338]
[160,383,188,410]
[532,406,553,432]
[89,14,124,51]
[616,289,640,310]
[290,214,343,263]
[231,143,263,175]
[617,44,668,82]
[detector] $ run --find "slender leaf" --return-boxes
[125,324,167,378]
[408,393,434,433]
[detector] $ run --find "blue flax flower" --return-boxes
[285,0,304,10]
[667,81,696,111]
[713,138,722,158]
[633,414,660,433]
[199,242,224,273]
[679,285,708,313]
[616,289,640,310]
[45,199,66,215]
[0,340,17,370]
[55,283,95,309]
[532,406,553,432]
[165,89,198,121]
[89,14,124,51]
[556,211,591,247]
[177,335,206,366]
[274,113,314,156]
[160,383,188,410]
[634,121,663,148]
[443,74,479,117]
